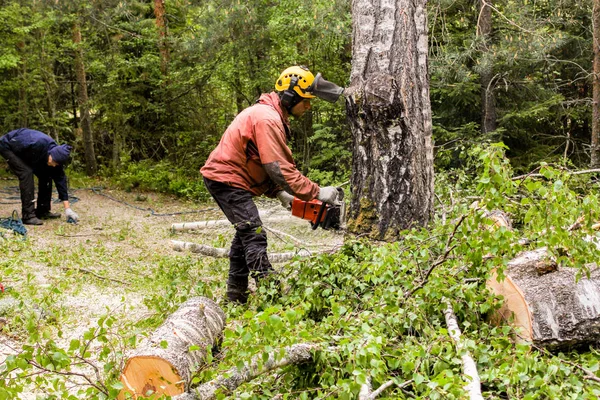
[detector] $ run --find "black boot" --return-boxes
[22,217,43,226]
[226,278,249,304]
[36,210,61,219]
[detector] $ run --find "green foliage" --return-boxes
[3,148,600,398]
[110,159,211,201]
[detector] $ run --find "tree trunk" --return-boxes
[118,297,226,399]
[345,0,434,240]
[72,21,97,176]
[478,0,496,134]
[487,248,600,349]
[591,0,600,167]
[154,0,169,78]
[112,131,121,170]
[17,41,28,127]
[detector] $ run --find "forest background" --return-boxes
[0,0,595,193]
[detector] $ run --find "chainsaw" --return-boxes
[291,188,345,230]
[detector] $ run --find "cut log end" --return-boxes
[118,297,226,399]
[487,271,533,342]
[119,356,185,399]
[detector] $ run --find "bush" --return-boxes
[110,160,211,201]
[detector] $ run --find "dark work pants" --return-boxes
[203,177,274,285]
[0,146,53,219]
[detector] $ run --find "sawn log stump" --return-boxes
[118,297,226,399]
[487,247,600,349]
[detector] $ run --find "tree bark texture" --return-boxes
[443,299,483,400]
[592,0,600,168]
[119,297,226,399]
[154,0,170,77]
[72,21,97,176]
[487,248,600,349]
[17,41,28,127]
[346,0,434,240]
[478,0,497,134]
[173,343,316,400]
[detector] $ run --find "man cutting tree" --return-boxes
[0,128,79,226]
[201,65,344,304]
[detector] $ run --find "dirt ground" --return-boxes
[0,180,343,398]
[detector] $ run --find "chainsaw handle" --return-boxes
[312,202,328,230]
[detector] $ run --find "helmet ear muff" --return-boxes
[280,75,300,111]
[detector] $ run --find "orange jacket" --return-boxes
[200,92,319,201]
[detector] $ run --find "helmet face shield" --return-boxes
[307,73,344,103]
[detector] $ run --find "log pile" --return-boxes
[118,297,226,399]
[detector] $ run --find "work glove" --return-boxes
[276,191,294,210]
[65,208,79,224]
[317,186,340,206]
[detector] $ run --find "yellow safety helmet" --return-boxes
[275,66,316,99]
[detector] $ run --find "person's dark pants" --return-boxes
[36,172,53,216]
[0,145,53,220]
[203,177,274,302]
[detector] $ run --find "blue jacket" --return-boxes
[0,128,69,201]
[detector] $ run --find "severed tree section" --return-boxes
[487,248,600,349]
[119,297,226,399]
[345,0,434,240]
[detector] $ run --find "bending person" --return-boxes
[0,128,79,225]
[201,65,343,304]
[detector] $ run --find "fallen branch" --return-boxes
[443,298,483,400]
[359,377,413,400]
[172,241,229,257]
[171,216,303,232]
[531,343,600,385]
[512,168,600,181]
[404,214,465,300]
[171,240,332,263]
[173,343,317,400]
[60,267,129,285]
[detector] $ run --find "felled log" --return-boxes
[171,241,229,258]
[171,240,323,263]
[171,216,304,232]
[118,297,226,399]
[487,247,600,349]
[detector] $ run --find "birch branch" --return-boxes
[171,240,330,263]
[359,377,414,400]
[171,216,304,232]
[172,241,229,257]
[173,343,317,400]
[512,168,600,181]
[443,298,483,400]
